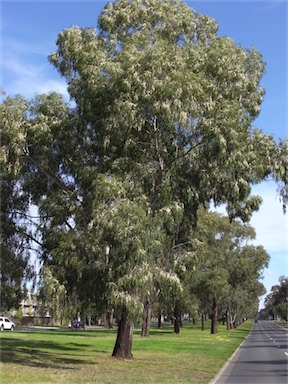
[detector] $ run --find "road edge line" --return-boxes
[208,324,252,384]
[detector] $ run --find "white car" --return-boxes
[0,317,15,331]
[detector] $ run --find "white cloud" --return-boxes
[249,182,287,254]
[2,56,69,99]
[3,37,54,57]
[1,28,68,99]
[212,181,286,254]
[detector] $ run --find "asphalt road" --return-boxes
[210,320,288,384]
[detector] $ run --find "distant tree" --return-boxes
[272,141,288,213]
[37,266,69,326]
[192,209,269,333]
[261,277,288,320]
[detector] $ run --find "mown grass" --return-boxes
[0,320,252,384]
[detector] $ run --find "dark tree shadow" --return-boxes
[0,336,106,369]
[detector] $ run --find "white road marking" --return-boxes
[285,352,288,357]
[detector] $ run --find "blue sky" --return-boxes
[1,0,287,308]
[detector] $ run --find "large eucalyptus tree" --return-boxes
[1,0,286,358]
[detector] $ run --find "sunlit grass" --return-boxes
[0,320,252,384]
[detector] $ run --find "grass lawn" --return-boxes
[0,320,252,384]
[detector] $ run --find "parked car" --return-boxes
[69,320,85,329]
[0,317,15,331]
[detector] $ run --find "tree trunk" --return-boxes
[112,310,133,359]
[157,310,162,328]
[210,298,218,334]
[226,310,231,330]
[201,312,205,331]
[106,309,114,329]
[173,306,181,334]
[232,312,237,328]
[114,309,121,327]
[141,299,152,337]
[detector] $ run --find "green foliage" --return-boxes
[272,139,288,212]
[190,209,269,322]
[275,303,287,321]
[0,95,29,177]
[261,276,288,320]
[48,0,277,225]
[37,266,70,325]
[0,95,35,311]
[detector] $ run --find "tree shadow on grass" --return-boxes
[18,329,115,338]
[0,337,101,369]
[140,329,175,337]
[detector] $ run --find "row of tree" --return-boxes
[36,208,268,333]
[1,0,287,358]
[260,277,288,321]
